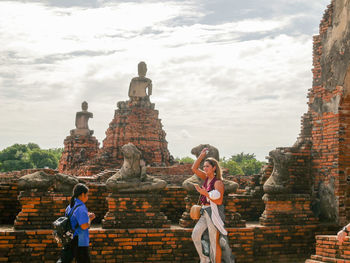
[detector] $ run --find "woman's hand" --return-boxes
[337,229,348,243]
[200,148,209,158]
[194,184,208,197]
[88,212,96,221]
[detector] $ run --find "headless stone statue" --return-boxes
[70,101,93,136]
[263,147,293,194]
[182,144,238,194]
[106,143,166,192]
[18,171,79,194]
[128,61,152,99]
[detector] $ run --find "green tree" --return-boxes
[0,143,63,172]
[221,153,265,176]
[30,149,58,169]
[220,159,244,175]
[175,156,194,164]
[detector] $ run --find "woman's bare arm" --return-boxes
[191,148,207,180]
[212,180,224,205]
[195,180,224,205]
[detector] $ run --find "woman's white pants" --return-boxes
[192,210,218,263]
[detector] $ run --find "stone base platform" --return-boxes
[14,191,70,230]
[102,193,171,229]
[260,194,318,226]
[0,223,337,263]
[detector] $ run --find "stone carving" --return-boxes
[18,171,79,193]
[263,147,293,194]
[312,177,338,222]
[182,144,238,194]
[70,101,94,136]
[106,143,167,192]
[128,61,152,99]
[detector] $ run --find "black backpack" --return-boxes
[53,204,82,245]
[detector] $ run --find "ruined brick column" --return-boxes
[102,143,171,229]
[58,101,100,176]
[102,193,171,229]
[14,171,79,229]
[14,191,70,229]
[59,134,99,176]
[259,140,318,226]
[94,98,171,169]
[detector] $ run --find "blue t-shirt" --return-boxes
[65,199,89,247]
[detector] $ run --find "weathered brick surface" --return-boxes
[0,225,335,263]
[58,134,100,176]
[14,191,70,230]
[0,183,19,224]
[306,235,350,263]
[102,193,171,229]
[307,0,350,226]
[89,101,172,172]
[260,194,318,226]
[227,194,265,222]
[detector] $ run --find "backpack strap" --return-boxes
[67,203,82,231]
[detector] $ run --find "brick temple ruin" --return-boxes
[1,1,350,262]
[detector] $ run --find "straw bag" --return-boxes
[190,196,201,220]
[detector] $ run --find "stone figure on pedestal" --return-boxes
[15,171,80,230]
[128,61,152,100]
[106,143,166,192]
[103,143,170,228]
[70,101,94,136]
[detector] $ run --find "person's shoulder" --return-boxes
[214,180,224,187]
[76,202,88,212]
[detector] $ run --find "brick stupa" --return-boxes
[58,62,172,176]
[94,61,171,169]
[58,101,99,175]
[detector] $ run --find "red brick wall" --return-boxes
[306,235,350,262]
[308,1,350,225]
[0,224,336,263]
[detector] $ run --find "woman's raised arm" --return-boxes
[191,148,208,180]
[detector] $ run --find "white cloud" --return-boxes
[0,0,327,161]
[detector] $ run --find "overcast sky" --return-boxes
[0,0,330,161]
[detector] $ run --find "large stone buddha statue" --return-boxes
[128,61,152,99]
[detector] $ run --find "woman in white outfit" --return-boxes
[191,147,226,263]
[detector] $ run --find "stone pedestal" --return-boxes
[58,134,99,175]
[14,191,69,229]
[259,194,318,226]
[179,194,246,228]
[102,193,171,229]
[179,194,198,228]
[95,99,171,168]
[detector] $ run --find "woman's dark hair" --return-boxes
[70,183,89,208]
[205,157,223,180]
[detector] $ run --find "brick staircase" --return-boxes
[306,235,350,263]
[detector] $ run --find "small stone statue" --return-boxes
[128,62,152,99]
[106,143,166,192]
[70,101,93,136]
